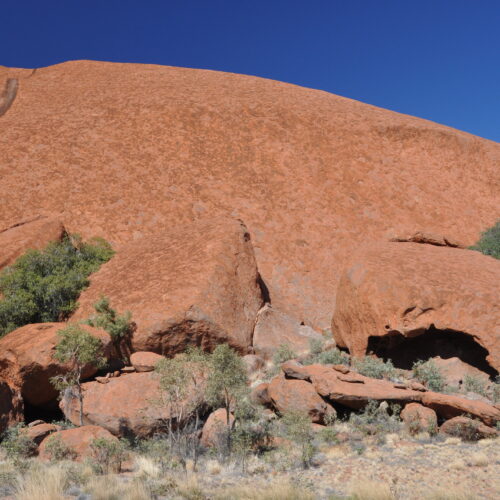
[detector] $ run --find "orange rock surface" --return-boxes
[1,60,498,331]
[71,217,263,354]
[332,242,500,372]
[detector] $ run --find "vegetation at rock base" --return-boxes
[469,219,500,259]
[43,434,77,462]
[50,324,106,426]
[412,359,446,392]
[272,343,297,365]
[0,423,37,465]
[279,410,316,468]
[352,356,396,380]
[303,338,350,366]
[0,234,114,337]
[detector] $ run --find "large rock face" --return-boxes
[0,323,112,408]
[71,217,263,354]
[60,371,204,437]
[0,216,66,271]
[1,60,498,332]
[332,243,500,373]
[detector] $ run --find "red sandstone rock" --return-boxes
[0,378,22,434]
[60,371,205,437]
[421,391,500,426]
[400,403,437,434]
[130,352,163,372]
[388,231,465,248]
[332,243,500,372]
[0,216,65,271]
[242,354,265,373]
[1,61,497,333]
[38,425,118,461]
[0,323,112,407]
[200,408,235,448]
[250,382,271,406]
[24,423,61,445]
[267,376,336,423]
[439,416,497,440]
[252,305,323,359]
[71,218,263,355]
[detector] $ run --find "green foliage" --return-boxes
[492,377,500,404]
[0,424,37,463]
[272,344,297,365]
[85,295,133,342]
[308,338,324,356]
[463,375,488,397]
[352,356,396,379]
[469,220,500,259]
[280,411,315,469]
[89,437,127,474]
[0,235,113,337]
[412,359,445,392]
[349,400,402,438]
[43,434,77,461]
[303,346,350,366]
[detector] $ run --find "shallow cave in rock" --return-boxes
[23,400,65,424]
[367,327,498,378]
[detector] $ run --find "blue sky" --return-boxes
[2,1,499,142]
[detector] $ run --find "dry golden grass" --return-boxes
[134,455,161,479]
[467,451,489,467]
[424,487,479,500]
[15,462,68,500]
[84,475,151,500]
[349,480,395,500]
[213,479,315,500]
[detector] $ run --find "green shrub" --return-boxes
[90,437,127,474]
[0,234,113,337]
[302,343,350,366]
[85,295,133,342]
[469,220,500,259]
[0,424,37,463]
[279,411,315,469]
[463,375,488,397]
[273,344,297,365]
[308,338,324,356]
[349,400,402,438]
[43,434,77,461]
[412,359,445,392]
[492,377,500,404]
[352,356,396,379]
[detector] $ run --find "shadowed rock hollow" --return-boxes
[0,60,499,331]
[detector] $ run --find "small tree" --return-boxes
[206,344,248,454]
[280,410,315,469]
[85,295,134,362]
[469,220,500,260]
[51,324,106,426]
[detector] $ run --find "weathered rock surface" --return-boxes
[38,425,118,461]
[400,403,437,434]
[0,378,22,434]
[200,408,234,448]
[72,217,263,355]
[250,382,271,406]
[0,216,65,271]
[332,242,500,373]
[267,376,335,423]
[1,60,498,332]
[0,323,112,407]
[439,416,497,440]
[242,354,265,374]
[60,371,204,437]
[130,351,163,372]
[421,391,500,427]
[388,231,465,248]
[24,423,61,445]
[252,305,323,358]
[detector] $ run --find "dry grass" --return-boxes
[175,475,207,500]
[15,462,68,500]
[424,487,479,500]
[349,480,395,500]
[213,479,315,500]
[134,455,161,479]
[467,451,489,467]
[84,475,151,500]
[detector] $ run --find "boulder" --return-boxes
[60,371,205,437]
[284,363,423,410]
[38,425,118,461]
[0,378,22,434]
[252,305,323,359]
[0,323,112,408]
[24,423,61,445]
[421,391,500,426]
[267,376,336,423]
[250,382,271,406]
[400,403,437,434]
[130,351,163,372]
[200,408,235,448]
[71,218,263,355]
[0,216,65,271]
[332,242,500,373]
[439,416,497,440]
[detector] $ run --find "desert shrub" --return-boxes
[303,344,350,366]
[89,437,127,474]
[0,234,113,337]
[279,411,316,468]
[85,295,133,342]
[352,356,396,379]
[349,400,402,438]
[412,359,445,392]
[469,220,500,259]
[492,377,500,404]
[136,436,182,472]
[43,434,77,462]
[273,344,297,365]
[0,424,37,463]
[463,375,488,396]
[308,338,324,355]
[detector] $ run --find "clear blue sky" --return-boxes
[2,0,499,142]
